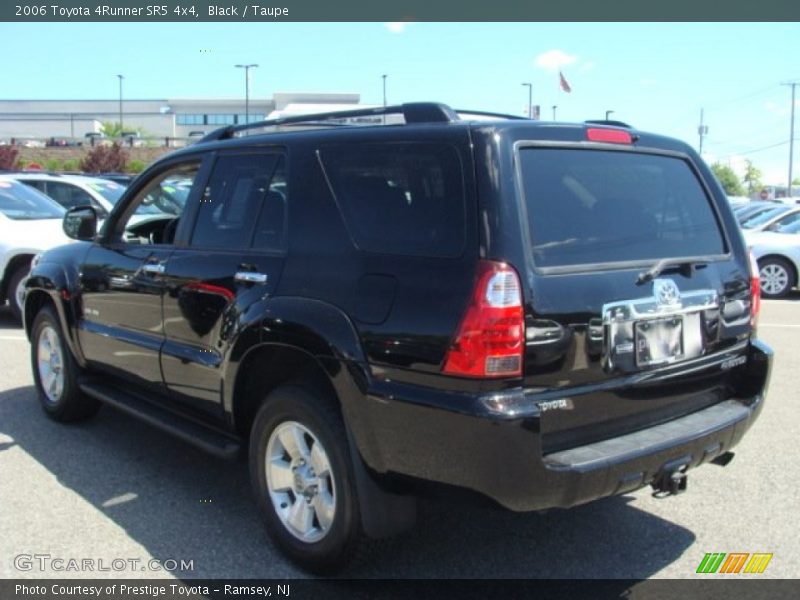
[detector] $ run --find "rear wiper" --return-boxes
[636,258,706,285]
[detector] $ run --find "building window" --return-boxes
[237,114,265,124]
[206,114,237,125]
[176,114,205,126]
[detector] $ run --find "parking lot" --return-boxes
[0,297,798,580]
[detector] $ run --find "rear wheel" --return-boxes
[249,384,365,574]
[759,257,795,299]
[31,306,100,422]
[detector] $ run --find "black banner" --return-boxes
[2,579,800,600]
[2,0,800,22]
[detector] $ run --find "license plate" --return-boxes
[635,316,684,366]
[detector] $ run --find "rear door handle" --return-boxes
[234,271,268,284]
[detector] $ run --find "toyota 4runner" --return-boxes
[24,103,772,573]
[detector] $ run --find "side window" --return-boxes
[114,162,201,245]
[190,153,281,249]
[319,143,465,258]
[47,182,94,210]
[252,156,287,251]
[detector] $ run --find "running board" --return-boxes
[79,381,241,459]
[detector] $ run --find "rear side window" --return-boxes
[518,149,726,268]
[320,143,465,257]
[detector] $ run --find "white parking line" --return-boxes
[0,335,26,340]
[758,323,800,328]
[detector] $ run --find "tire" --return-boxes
[7,264,29,322]
[30,306,100,422]
[249,384,365,574]
[758,257,795,299]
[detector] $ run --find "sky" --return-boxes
[1,21,799,186]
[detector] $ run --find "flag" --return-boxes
[559,71,572,93]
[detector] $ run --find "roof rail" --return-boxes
[584,119,634,129]
[200,102,461,143]
[454,109,527,121]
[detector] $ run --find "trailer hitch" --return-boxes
[651,458,689,498]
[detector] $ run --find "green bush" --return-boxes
[62,159,79,172]
[44,158,62,172]
[127,159,146,173]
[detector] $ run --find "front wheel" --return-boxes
[249,384,365,574]
[31,306,100,422]
[759,257,795,299]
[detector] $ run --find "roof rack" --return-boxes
[201,102,462,142]
[199,102,535,143]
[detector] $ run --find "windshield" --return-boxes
[741,205,791,229]
[0,180,66,220]
[518,149,725,268]
[86,181,127,204]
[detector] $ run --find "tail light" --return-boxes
[748,249,761,327]
[443,260,525,378]
[586,127,633,144]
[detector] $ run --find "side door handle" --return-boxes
[234,271,268,284]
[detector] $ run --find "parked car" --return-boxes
[24,103,771,573]
[745,220,800,298]
[739,204,800,233]
[734,201,776,224]
[8,172,166,226]
[0,176,70,320]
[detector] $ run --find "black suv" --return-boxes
[24,103,772,572]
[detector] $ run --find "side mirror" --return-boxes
[63,205,98,241]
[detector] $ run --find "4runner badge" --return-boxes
[653,278,681,307]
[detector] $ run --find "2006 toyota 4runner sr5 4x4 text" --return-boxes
[24,103,772,572]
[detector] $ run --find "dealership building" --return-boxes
[0,92,365,141]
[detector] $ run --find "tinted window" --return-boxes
[191,154,280,249]
[321,143,465,257]
[518,149,725,268]
[251,157,287,251]
[45,181,97,211]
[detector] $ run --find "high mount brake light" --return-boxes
[443,260,525,378]
[586,128,633,144]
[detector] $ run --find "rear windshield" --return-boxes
[320,142,465,257]
[518,149,726,268]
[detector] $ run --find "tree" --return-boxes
[79,142,129,173]
[711,163,745,196]
[99,121,148,137]
[742,159,763,196]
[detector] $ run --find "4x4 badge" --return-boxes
[653,278,681,306]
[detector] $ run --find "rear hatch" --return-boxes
[512,134,754,452]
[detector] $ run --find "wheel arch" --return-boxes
[1,253,34,301]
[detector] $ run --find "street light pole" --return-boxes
[783,81,798,197]
[521,83,532,119]
[235,64,259,126]
[116,74,124,131]
[382,74,387,107]
[552,105,557,120]
[605,110,614,121]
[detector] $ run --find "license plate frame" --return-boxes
[635,316,684,367]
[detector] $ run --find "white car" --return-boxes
[8,172,166,225]
[745,220,800,299]
[739,204,800,233]
[0,177,72,320]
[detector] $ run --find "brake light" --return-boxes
[748,250,761,327]
[443,260,524,378]
[586,127,633,144]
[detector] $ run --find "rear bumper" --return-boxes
[356,339,772,511]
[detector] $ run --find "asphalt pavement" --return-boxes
[1,297,798,580]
